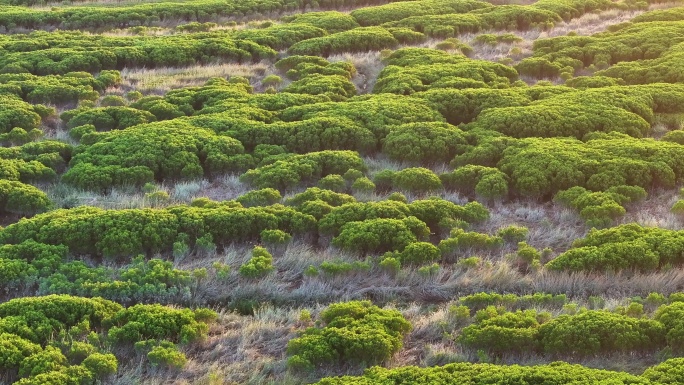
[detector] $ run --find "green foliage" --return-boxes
[546,224,684,272]
[146,343,187,369]
[284,11,360,34]
[0,333,41,370]
[643,358,684,384]
[439,229,503,257]
[332,217,430,255]
[441,165,509,199]
[63,106,156,132]
[239,246,274,279]
[392,167,442,194]
[351,177,375,194]
[459,293,567,311]
[538,311,665,356]
[240,151,366,191]
[473,133,684,199]
[18,347,67,378]
[350,0,491,26]
[654,302,684,352]
[279,93,444,142]
[0,31,275,76]
[496,225,529,243]
[317,174,347,192]
[236,188,282,207]
[289,27,399,57]
[554,185,646,227]
[383,241,441,265]
[106,304,215,344]
[286,187,356,209]
[81,353,117,377]
[382,122,467,164]
[319,198,487,236]
[64,121,250,191]
[314,361,654,384]
[0,205,315,258]
[374,48,518,94]
[260,229,291,245]
[459,308,543,354]
[283,74,357,100]
[0,179,51,215]
[38,256,196,304]
[287,300,411,368]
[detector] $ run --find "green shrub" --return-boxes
[284,11,360,34]
[332,217,430,255]
[459,309,543,354]
[317,174,347,192]
[260,229,292,246]
[554,186,645,227]
[240,151,366,191]
[81,353,117,377]
[383,122,467,164]
[289,27,399,57]
[313,361,651,384]
[385,241,441,265]
[283,74,357,100]
[18,346,67,378]
[236,188,282,207]
[287,300,411,368]
[147,343,187,369]
[0,179,52,215]
[538,311,665,356]
[642,358,684,384]
[63,107,155,131]
[64,121,250,191]
[392,167,442,194]
[439,229,503,257]
[351,177,376,194]
[0,333,41,370]
[239,246,274,279]
[497,225,529,243]
[107,304,214,345]
[546,224,684,272]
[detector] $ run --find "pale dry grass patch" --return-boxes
[45,179,211,210]
[328,51,385,93]
[532,268,684,297]
[479,201,585,252]
[195,174,252,202]
[120,62,273,94]
[620,188,682,230]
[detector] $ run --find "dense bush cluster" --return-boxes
[314,361,654,384]
[374,48,518,95]
[554,185,647,227]
[287,300,411,369]
[0,204,316,258]
[455,133,684,199]
[379,0,620,40]
[547,224,684,272]
[0,0,397,30]
[1,0,684,382]
[0,179,51,215]
[518,17,684,83]
[0,31,276,75]
[289,27,401,56]
[64,121,250,191]
[0,295,214,384]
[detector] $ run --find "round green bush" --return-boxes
[392,168,442,194]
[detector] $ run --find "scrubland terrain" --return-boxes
[2,0,684,383]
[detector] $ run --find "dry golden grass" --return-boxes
[119,62,274,94]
